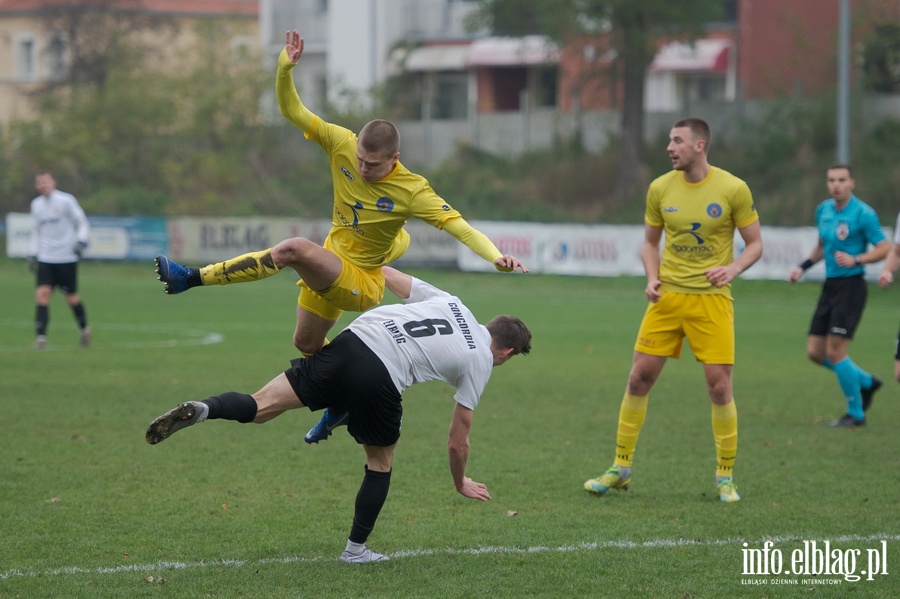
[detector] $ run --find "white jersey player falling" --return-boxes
[348,277,493,411]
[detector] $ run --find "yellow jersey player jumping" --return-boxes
[154,29,527,443]
[583,117,763,503]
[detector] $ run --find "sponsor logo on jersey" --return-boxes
[836,222,849,240]
[671,222,714,254]
[340,166,355,181]
[337,201,366,235]
[663,206,679,213]
[681,222,704,244]
[448,302,477,349]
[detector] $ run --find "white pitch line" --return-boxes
[0,320,224,353]
[1,533,897,580]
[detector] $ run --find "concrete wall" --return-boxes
[395,97,895,169]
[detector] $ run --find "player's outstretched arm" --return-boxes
[448,403,490,501]
[276,30,316,132]
[442,217,527,272]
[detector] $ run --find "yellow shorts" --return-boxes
[634,292,735,364]
[296,254,385,321]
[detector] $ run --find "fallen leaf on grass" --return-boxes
[45,497,61,503]
[506,510,518,517]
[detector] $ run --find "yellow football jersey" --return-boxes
[306,119,462,269]
[645,166,758,296]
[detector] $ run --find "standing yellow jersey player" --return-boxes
[584,117,763,503]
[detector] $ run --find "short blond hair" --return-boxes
[359,119,400,157]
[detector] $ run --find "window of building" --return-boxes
[537,66,558,108]
[687,74,726,102]
[46,34,68,81]
[433,72,467,119]
[16,35,36,81]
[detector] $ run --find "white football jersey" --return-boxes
[348,277,494,410]
[30,190,90,263]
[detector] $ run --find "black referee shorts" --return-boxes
[808,275,867,339]
[284,330,402,447]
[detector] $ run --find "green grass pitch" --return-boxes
[1,256,897,598]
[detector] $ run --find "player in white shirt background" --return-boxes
[29,171,91,349]
[144,266,532,564]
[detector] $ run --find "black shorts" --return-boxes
[808,275,867,339]
[36,261,79,294]
[284,330,402,447]
[895,327,900,361]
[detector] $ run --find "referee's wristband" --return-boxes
[799,259,815,271]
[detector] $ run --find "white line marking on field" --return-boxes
[0,320,224,352]
[2,533,897,580]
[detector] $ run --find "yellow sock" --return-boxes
[200,249,280,286]
[613,393,648,468]
[712,400,738,478]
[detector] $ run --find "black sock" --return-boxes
[35,305,48,336]
[348,466,392,544]
[71,303,87,329]
[201,392,257,422]
[188,268,202,288]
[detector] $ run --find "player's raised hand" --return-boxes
[457,477,492,501]
[493,255,528,273]
[285,29,304,64]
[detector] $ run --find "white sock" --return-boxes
[344,540,365,554]
[192,401,209,423]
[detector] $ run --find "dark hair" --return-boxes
[827,162,853,178]
[673,117,711,149]
[485,315,532,355]
[359,119,400,157]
